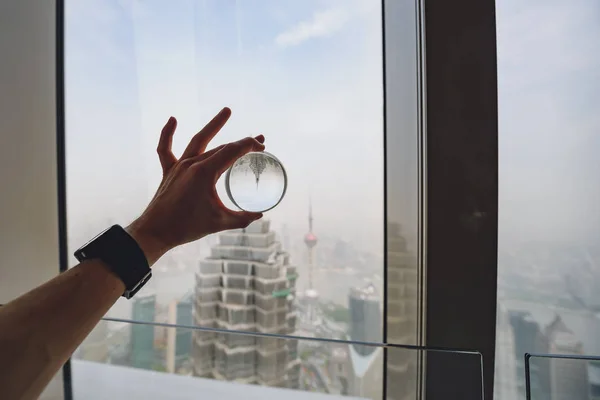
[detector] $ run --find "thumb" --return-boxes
[222,211,263,231]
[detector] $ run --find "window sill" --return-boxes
[72,360,364,400]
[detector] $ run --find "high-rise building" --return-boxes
[130,294,156,370]
[509,311,546,398]
[386,222,418,400]
[175,293,193,369]
[347,282,383,399]
[303,199,319,323]
[192,219,300,389]
[494,305,519,400]
[544,315,589,400]
[165,293,193,374]
[346,346,384,400]
[349,283,381,356]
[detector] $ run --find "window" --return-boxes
[495,0,600,399]
[60,0,499,398]
[65,0,422,398]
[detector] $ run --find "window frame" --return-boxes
[56,0,500,399]
[56,0,73,399]
[421,0,498,399]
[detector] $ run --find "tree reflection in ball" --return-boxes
[225,152,287,212]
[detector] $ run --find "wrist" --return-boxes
[125,219,170,266]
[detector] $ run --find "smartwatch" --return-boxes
[74,225,152,299]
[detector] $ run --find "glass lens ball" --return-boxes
[225,151,287,212]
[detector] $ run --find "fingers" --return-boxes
[157,117,178,173]
[193,144,225,163]
[204,136,266,178]
[181,107,231,160]
[189,135,264,165]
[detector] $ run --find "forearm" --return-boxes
[0,260,124,400]
[0,110,262,399]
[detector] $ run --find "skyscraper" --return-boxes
[175,293,193,369]
[130,294,156,370]
[303,199,319,323]
[347,282,383,399]
[494,305,518,400]
[386,222,418,400]
[165,293,193,374]
[348,283,381,356]
[509,311,546,398]
[192,219,299,389]
[544,315,589,400]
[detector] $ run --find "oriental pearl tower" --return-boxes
[304,199,319,323]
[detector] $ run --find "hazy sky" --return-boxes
[498,0,600,245]
[65,0,600,255]
[65,0,384,255]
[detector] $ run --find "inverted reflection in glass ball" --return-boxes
[225,151,287,212]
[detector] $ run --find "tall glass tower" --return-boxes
[303,200,319,323]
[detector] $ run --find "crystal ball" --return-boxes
[225,151,287,212]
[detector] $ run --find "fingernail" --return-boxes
[220,107,231,115]
[255,135,265,143]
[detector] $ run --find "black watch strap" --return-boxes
[74,225,152,299]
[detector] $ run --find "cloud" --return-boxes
[275,8,349,48]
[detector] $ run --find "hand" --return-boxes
[126,107,265,265]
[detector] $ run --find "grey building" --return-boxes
[386,222,418,400]
[545,316,589,400]
[347,282,383,399]
[130,294,157,370]
[348,283,381,356]
[192,219,299,389]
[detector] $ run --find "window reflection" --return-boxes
[495,0,600,398]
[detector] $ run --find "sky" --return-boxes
[497,0,600,245]
[64,0,600,258]
[65,0,385,256]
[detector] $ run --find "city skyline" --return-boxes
[73,211,389,396]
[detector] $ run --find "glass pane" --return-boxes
[65,0,386,339]
[72,319,482,399]
[495,0,600,399]
[525,354,599,400]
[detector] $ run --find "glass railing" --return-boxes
[524,353,600,400]
[72,318,484,400]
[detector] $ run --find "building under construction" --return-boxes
[192,219,300,389]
